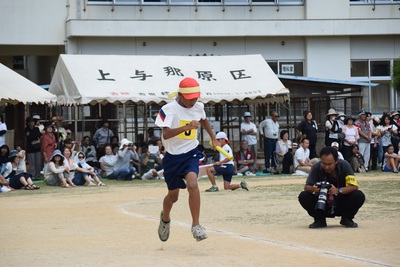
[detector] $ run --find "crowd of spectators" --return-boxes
[1,106,400,193]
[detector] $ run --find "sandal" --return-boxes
[98,182,107,186]
[88,182,97,186]
[24,184,33,190]
[62,184,70,188]
[30,184,40,189]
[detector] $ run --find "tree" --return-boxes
[394,59,400,93]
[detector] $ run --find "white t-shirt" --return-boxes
[259,118,279,139]
[0,122,7,147]
[155,99,206,155]
[219,144,234,165]
[17,150,26,172]
[240,122,257,146]
[294,147,309,170]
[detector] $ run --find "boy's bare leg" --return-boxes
[162,188,179,222]
[186,172,200,226]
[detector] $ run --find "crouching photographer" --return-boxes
[298,146,365,229]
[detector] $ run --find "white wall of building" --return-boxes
[305,37,351,80]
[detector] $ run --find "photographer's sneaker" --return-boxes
[340,217,358,228]
[240,180,249,191]
[309,219,327,229]
[192,225,207,241]
[158,211,170,242]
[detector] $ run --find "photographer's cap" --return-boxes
[331,142,339,148]
[119,138,133,149]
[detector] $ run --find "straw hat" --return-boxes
[326,108,338,117]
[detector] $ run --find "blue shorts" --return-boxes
[163,148,203,190]
[214,164,234,182]
[382,165,393,172]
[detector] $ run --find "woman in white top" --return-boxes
[378,113,398,162]
[275,130,292,173]
[341,117,359,159]
[45,149,70,187]
[62,147,77,187]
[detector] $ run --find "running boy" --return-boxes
[155,77,219,242]
[205,132,249,192]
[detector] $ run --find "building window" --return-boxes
[370,60,390,77]
[351,60,368,77]
[267,61,278,74]
[12,56,26,70]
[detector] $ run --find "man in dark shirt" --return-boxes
[298,147,365,229]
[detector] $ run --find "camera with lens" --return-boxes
[315,181,336,217]
[127,143,133,147]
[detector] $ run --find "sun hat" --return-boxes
[390,110,399,117]
[292,142,298,149]
[119,138,133,149]
[326,108,338,117]
[9,150,19,158]
[243,112,252,118]
[331,142,339,148]
[168,77,201,100]
[338,112,346,118]
[215,132,230,144]
[50,150,65,161]
[32,115,41,120]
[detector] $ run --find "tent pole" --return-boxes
[123,103,127,137]
[74,105,78,141]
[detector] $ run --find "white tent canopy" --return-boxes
[0,64,57,105]
[49,54,288,105]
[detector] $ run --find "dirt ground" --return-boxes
[1,172,399,267]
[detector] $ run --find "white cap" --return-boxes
[215,132,230,144]
[119,138,133,149]
[331,142,339,148]
[32,115,41,120]
[243,112,252,118]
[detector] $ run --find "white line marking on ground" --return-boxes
[119,204,393,267]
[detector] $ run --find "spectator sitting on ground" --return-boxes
[331,142,344,160]
[294,138,319,174]
[140,144,162,180]
[382,144,400,173]
[281,142,297,174]
[62,147,77,187]
[346,144,366,173]
[72,151,106,186]
[109,138,137,180]
[81,136,100,171]
[99,144,117,179]
[0,172,14,192]
[63,138,80,158]
[234,140,255,176]
[44,149,71,188]
[275,130,293,174]
[3,150,39,190]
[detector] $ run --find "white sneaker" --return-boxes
[191,225,207,241]
[246,172,256,176]
[236,173,243,177]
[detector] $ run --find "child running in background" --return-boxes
[383,144,400,173]
[205,132,249,192]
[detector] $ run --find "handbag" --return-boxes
[338,131,346,141]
